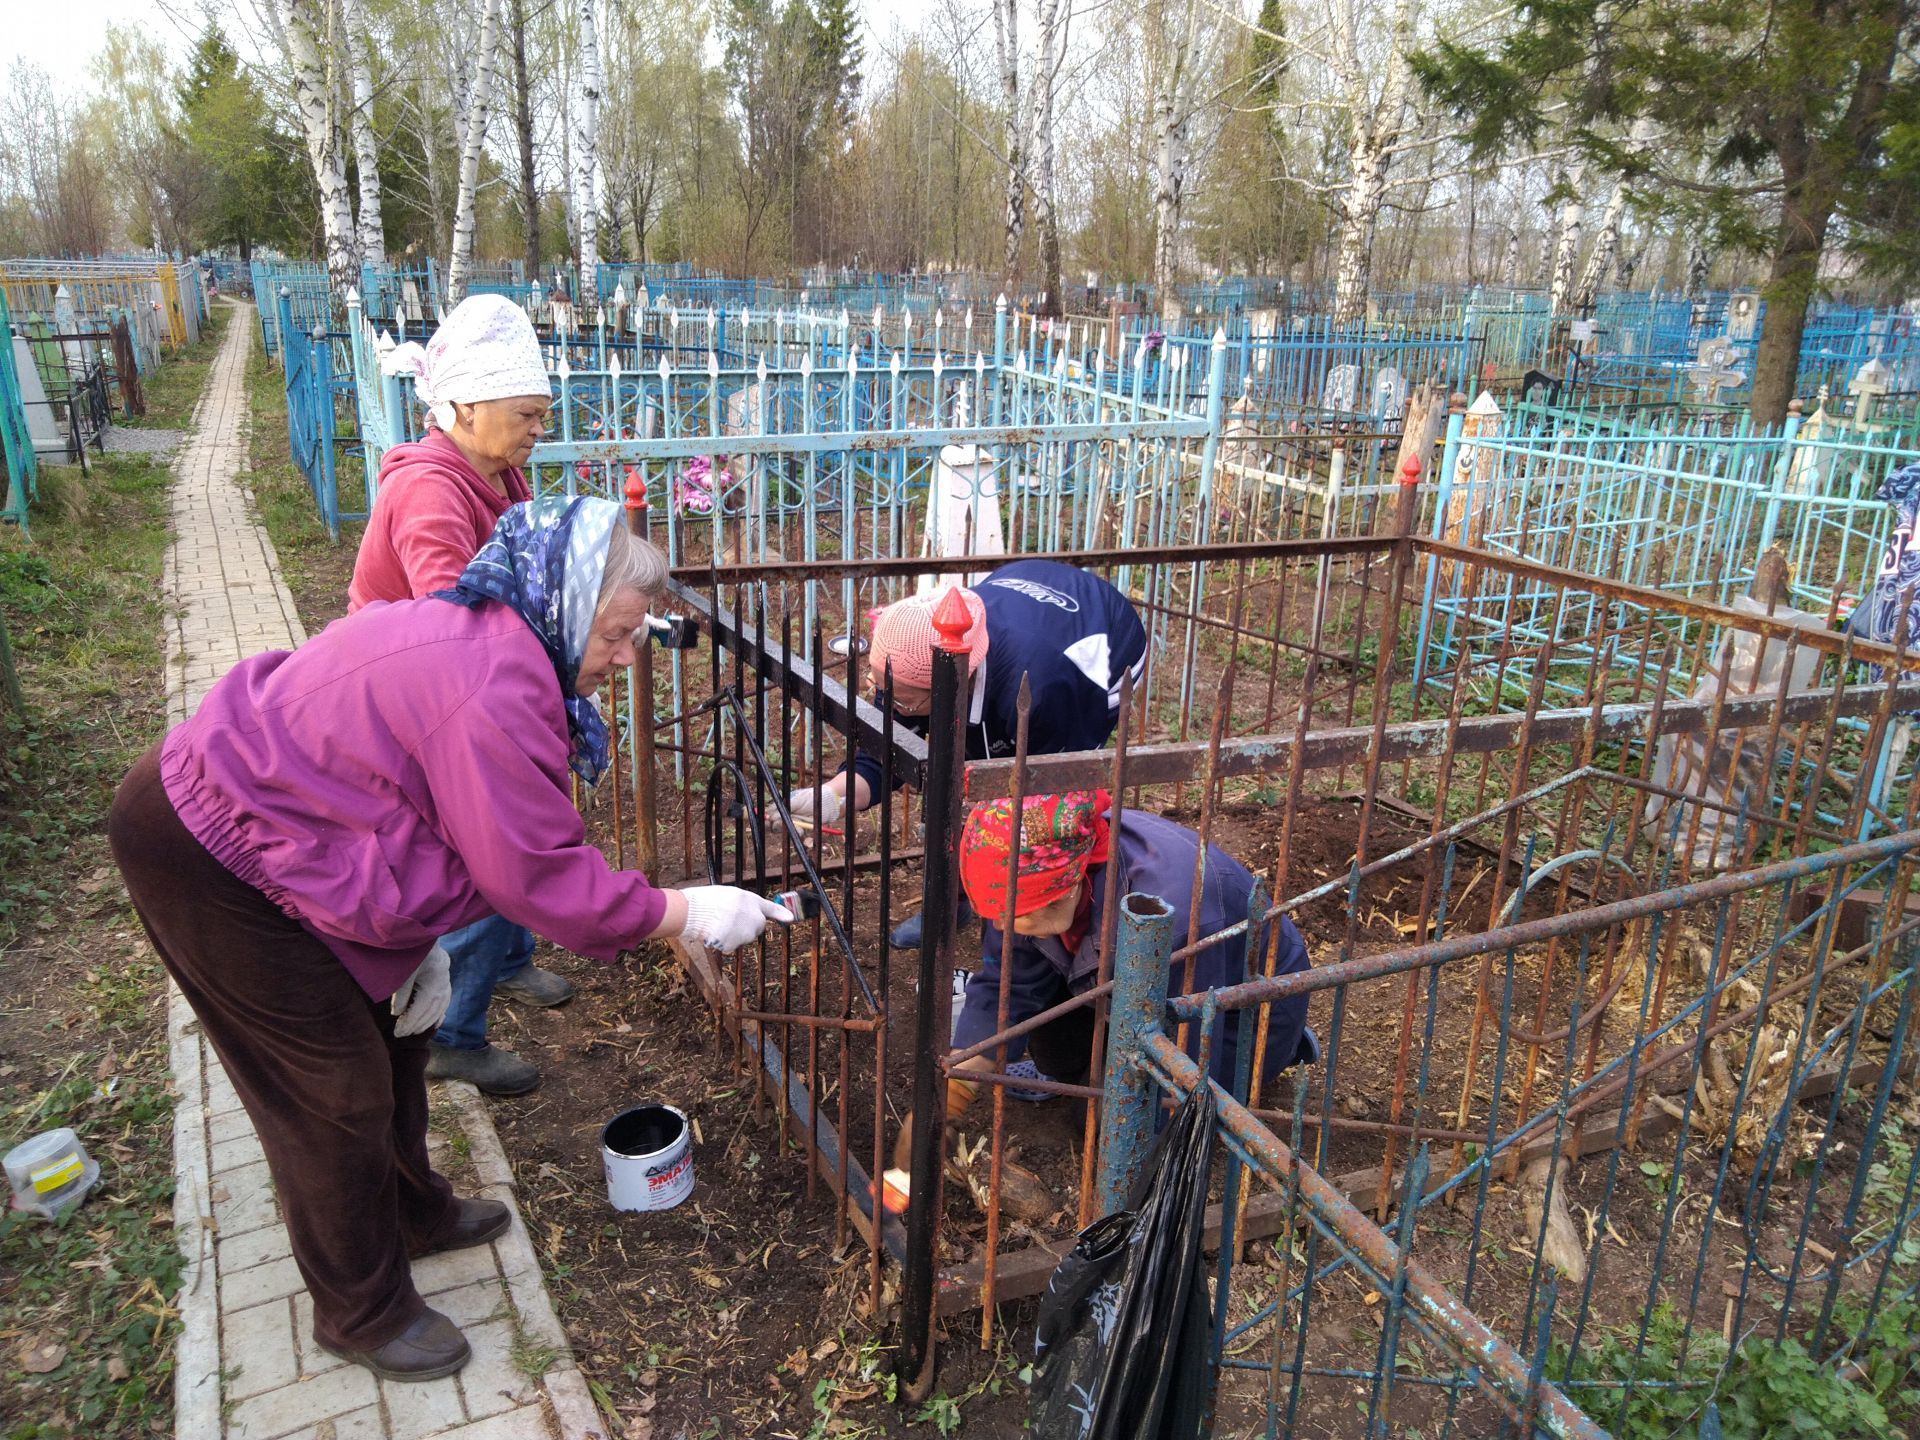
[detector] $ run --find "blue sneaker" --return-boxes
[1005,1058,1054,1103]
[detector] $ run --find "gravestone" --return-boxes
[1371,365,1409,421]
[1321,362,1362,413]
[12,335,61,458]
[1726,293,1760,341]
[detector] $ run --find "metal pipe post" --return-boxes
[1095,891,1177,1216]
[276,286,294,368]
[313,325,339,543]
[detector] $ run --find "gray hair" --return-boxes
[596,524,669,618]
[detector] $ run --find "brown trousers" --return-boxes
[109,746,458,1351]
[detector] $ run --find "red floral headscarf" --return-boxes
[959,790,1113,922]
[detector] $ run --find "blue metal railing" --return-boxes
[0,287,40,532]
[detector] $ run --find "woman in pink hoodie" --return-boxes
[350,295,565,1096]
[110,498,788,1383]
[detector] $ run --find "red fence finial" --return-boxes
[623,467,648,534]
[1399,452,1422,487]
[932,587,974,652]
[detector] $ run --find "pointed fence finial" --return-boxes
[933,588,975,652]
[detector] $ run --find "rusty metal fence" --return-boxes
[554,489,1920,1430]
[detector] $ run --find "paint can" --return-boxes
[602,1105,695,1212]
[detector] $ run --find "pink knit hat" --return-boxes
[868,588,988,688]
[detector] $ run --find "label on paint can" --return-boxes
[646,1152,692,1195]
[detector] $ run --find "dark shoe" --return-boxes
[888,898,979,950]
[321,1307,470,1382]
[411,1196,511,1259]
[495,965,575,1008]
[426,1043,540,1096]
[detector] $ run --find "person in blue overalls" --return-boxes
[788,559,1148,948]
[890,789,1318,1170]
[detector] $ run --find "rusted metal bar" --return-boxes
[930,1044,1899,1320]
[870,659,896,1318]
[669,535,1393,589]
[732,1009,881,1031]
[626,481,659,872]
[1377,610,1478,1218]
[966,678,1920,797]
[662,934,908,1258]
[944,982,1121,1070]
[1169,828,1920,1017]
[1140,1035,1608,1440]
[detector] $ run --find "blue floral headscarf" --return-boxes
[438,496,622,783]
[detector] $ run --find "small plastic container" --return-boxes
[5,1128,100,1220]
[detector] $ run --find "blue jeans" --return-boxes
[432,914,536,1050]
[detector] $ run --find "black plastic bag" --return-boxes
[1030,1083,1217,1440]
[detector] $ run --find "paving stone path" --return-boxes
[161,301,603,1440]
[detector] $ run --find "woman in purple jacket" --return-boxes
[108,497,786,1383]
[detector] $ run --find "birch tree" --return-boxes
[342,0,384,265]
[1545,163,1585,314]
[1571,177,1623,311]
[1684,236,1712,298]
[508,0,539,275]
[445,0,503,306]
[574,0,604,302]
[1029,0,1065,313]
[1235,0,1466,325]
[992,0,1026,289]
[1323,0,1419,324]
[262,0,360,296]
[1149,0,1199,314]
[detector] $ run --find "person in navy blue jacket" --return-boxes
[890,789,1316,1170]
[788,559,1148,947]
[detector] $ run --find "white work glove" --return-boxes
[787,782,846,827]
[391,943,453,1038]
[680,887,794,954]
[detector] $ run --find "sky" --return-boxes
[4,0,942,97]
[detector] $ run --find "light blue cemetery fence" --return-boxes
[1130,318,1477,427]
[0,288,40,532]
[348,299,1228,782]
[1414,402,1920,832]
[255,263,333,359]
[278,290,368,543]
[256,260,449,358]
[1425,407,1920,622]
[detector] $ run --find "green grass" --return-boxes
[123,304,231,431]
[1,1076,184,1440]
[0,459,171,931]
[0,438,183,1437]
[1553,1300,1920,1439]
[238,324,358,631]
